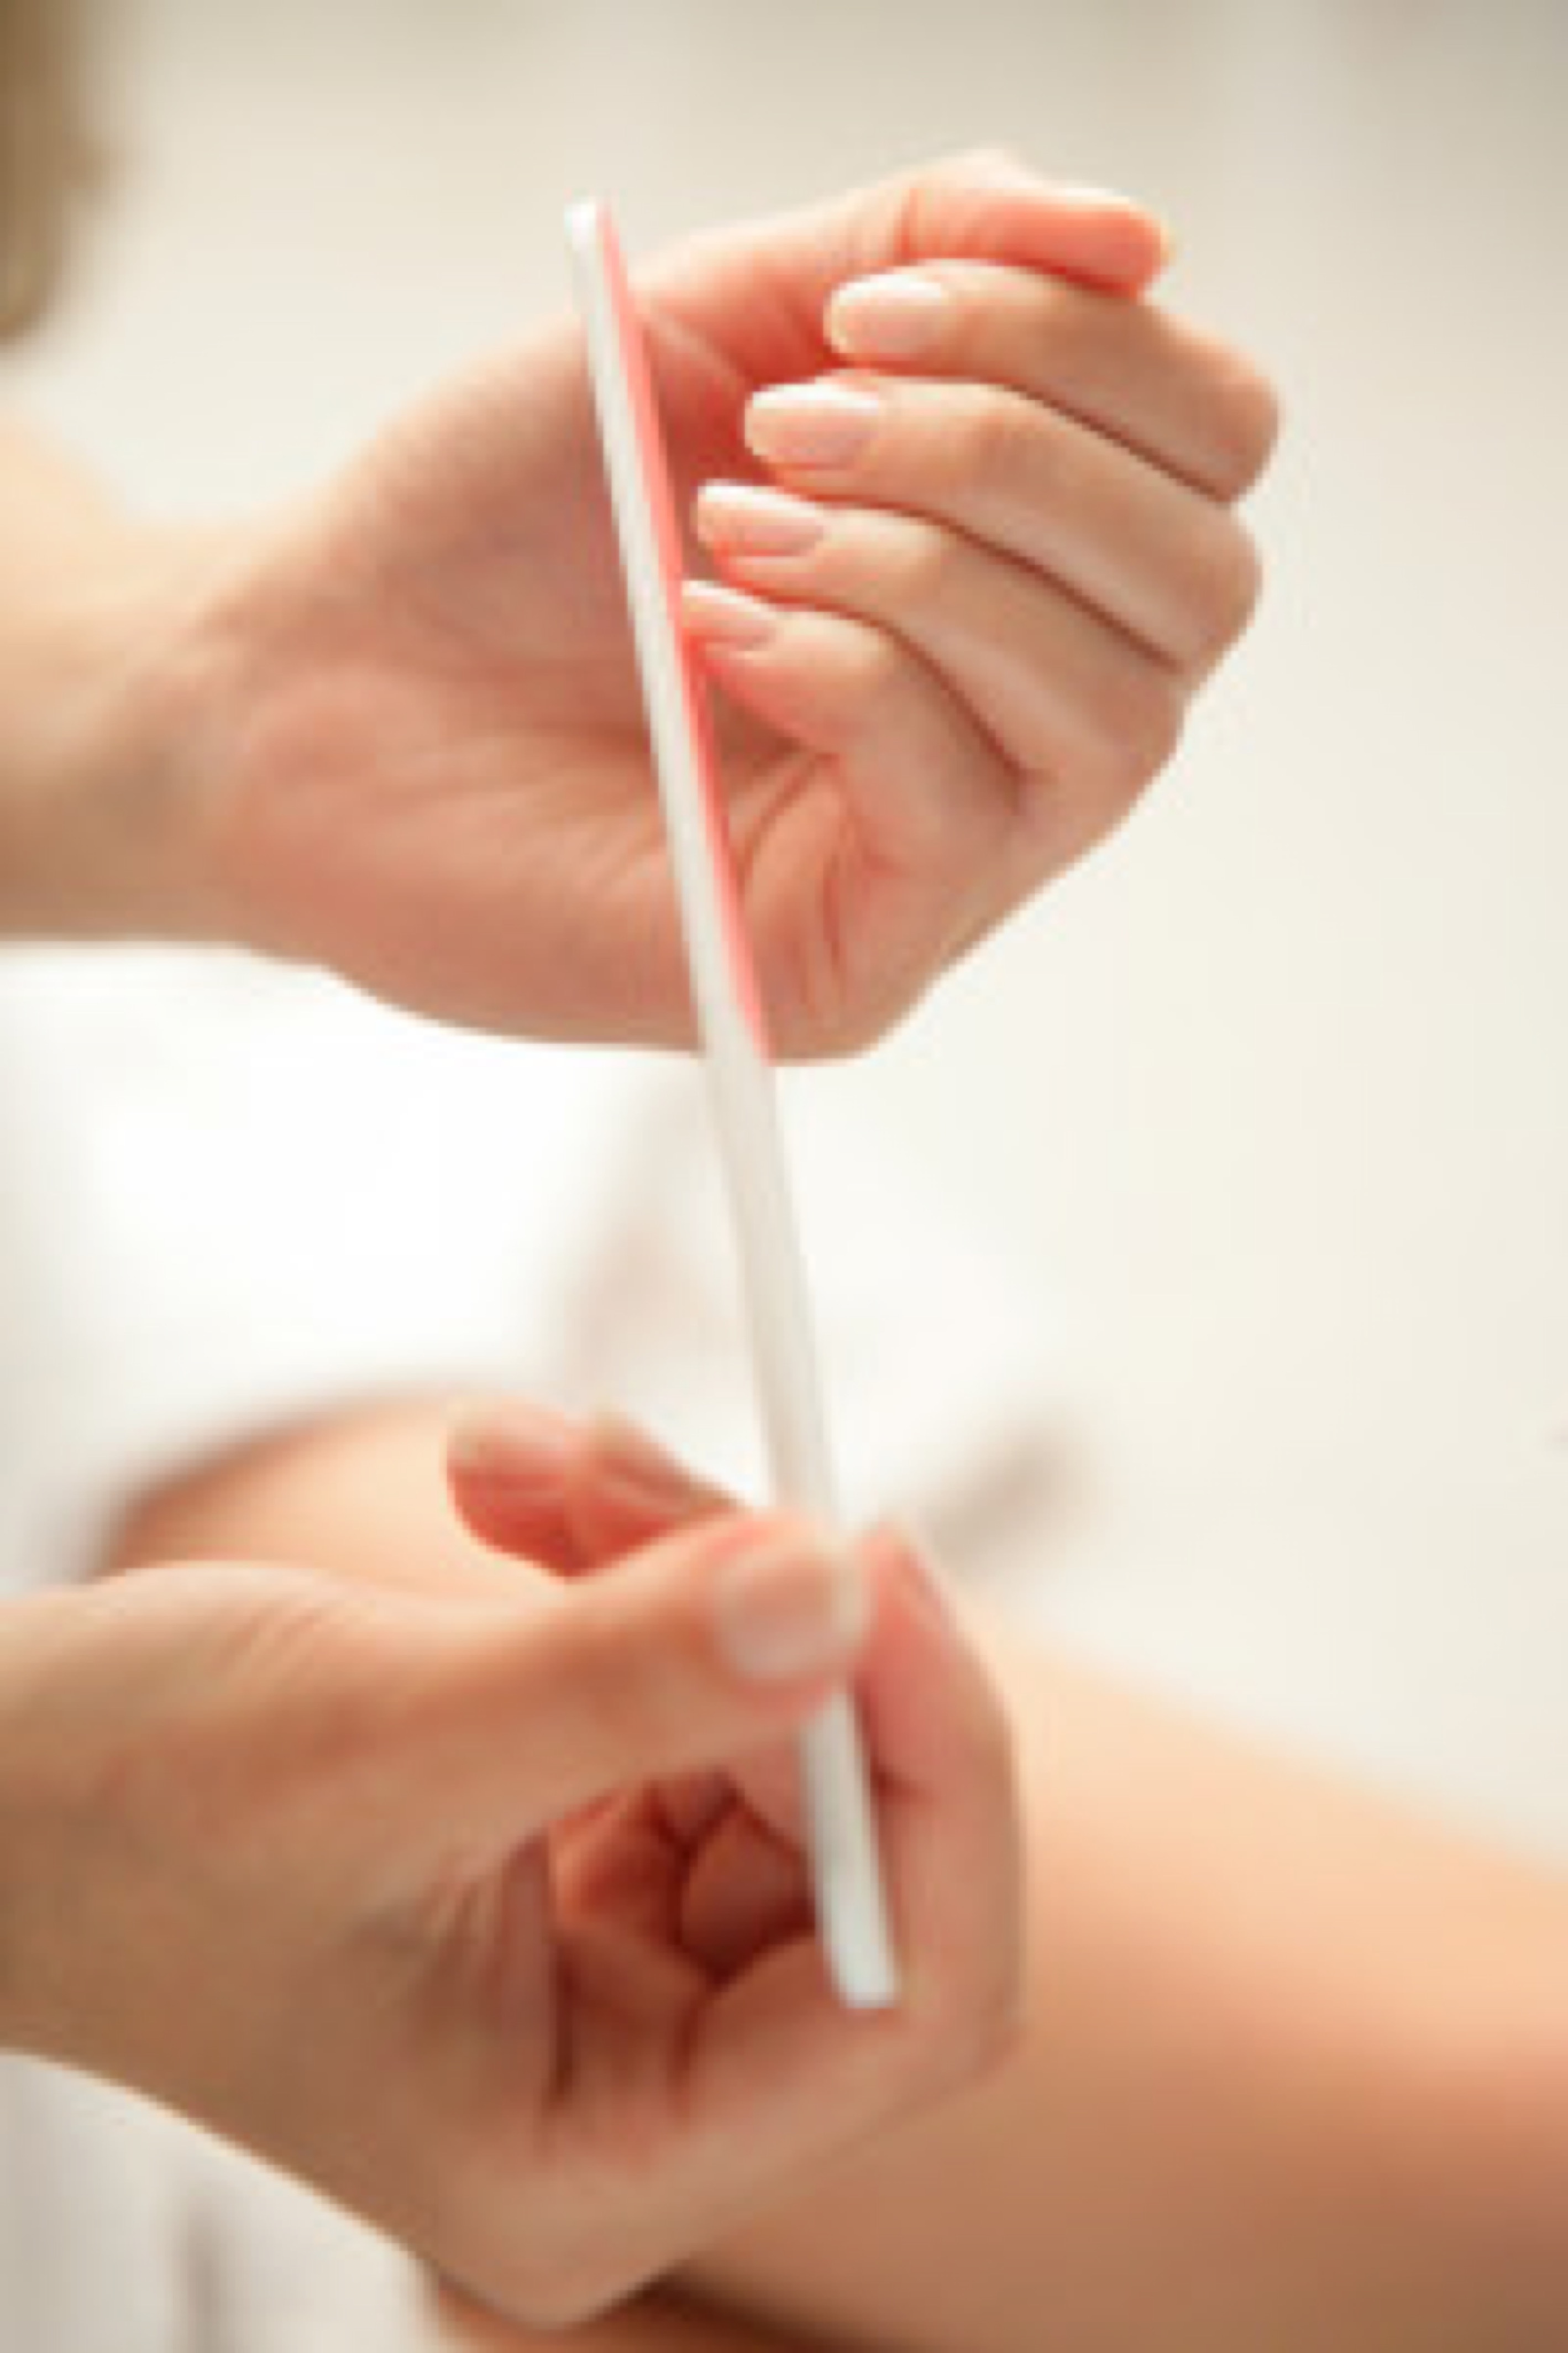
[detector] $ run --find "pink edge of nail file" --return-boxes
[567,198,897,2013]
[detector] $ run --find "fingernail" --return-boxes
[590,1413,718,1519]
[447,1399,574,1487]
[827,271,950,360]
[681,579,777,649]
[715,1526,871,1681]
[695,482,826,557]
[862,1517,959,1630]
[745,381,881,469]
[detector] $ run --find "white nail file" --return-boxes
[567,198,898,2011]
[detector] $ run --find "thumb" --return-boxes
[436,1509,873,1833]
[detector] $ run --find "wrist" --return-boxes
[0,519,248,947]
[0,1591,99,2062]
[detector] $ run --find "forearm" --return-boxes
[689,1640,1568,2353]
[0,413,227,940]
[0,1588,80,2052]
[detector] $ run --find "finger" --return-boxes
[825,262,1278,500]
[437,1512,874,1836]
[449,1407,786,1862]
[658,1529,1007,1861]
[431,1530,1020,2312]
[680,1802,811,1976]
[642,1529,1022,2219]
[675,585,1025,1051]
[736,373,1261,674]
[692,498,1183,867]
[447,1404,726,1570]
[552,1779,810,1978]
[815,147,1170,299]
[652,153,1168,391]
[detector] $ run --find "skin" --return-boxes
[0,1422,1021,2333]
[0,150,1275,1048]
[6,127,1559,2351]
[0,142,1338,2341]
[116,1401,1568,2353]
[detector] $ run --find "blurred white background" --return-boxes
[8,0,1565,1853]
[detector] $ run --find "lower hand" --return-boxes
[0,1414,1020,2329]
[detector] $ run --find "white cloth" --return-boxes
[0,942,1052,2350]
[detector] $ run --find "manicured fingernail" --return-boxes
[695,482,826,557]
[681,579,777,649]
[447,1399,574,1487]
[827,271,950,360]
[745,381,881,469]
[715,1526,870,1681]
[590,1413,719,1519]
[862,1518,959,1629]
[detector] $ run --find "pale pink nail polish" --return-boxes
[715,1530,870,1681]
[745,381,881,469]
[827,271,950,360]
[681,579,776,649]
[447,1399,574,1486]
[589,1411,719,1518]
[696,482,826,556]
[881,1518,962,1629]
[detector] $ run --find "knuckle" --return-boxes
[907,145,1027,208]
[912,1952,1025,2106]
[780,948,917,1063]
[481,2179,651,2329]
[894,516,963,610]
[1183,517,1263,664]
[1030,269,1093,359]
[967,1976,1029,2091]
[835,615,908,719]
[502,2258,620,2335]
[1210,355,1281,495]
[957,141,1030,186]
[961,1675,1019,1795]
[1093,663,1185,797]
[948,1945,1029,2087]
[949,382,1032,501]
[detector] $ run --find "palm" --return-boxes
[216,187,948,1045]
[484,1749,810,2132]
[421,1737,862,2307]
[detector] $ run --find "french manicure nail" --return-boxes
[745,381,881,469]
[827,271,950,360]
[447,1399,574,1486]
[696,482,826,557]
[591,1413,717,1519]
[715,1528,870,1681]
[862,1517,960,1630]
[681,579,777,649]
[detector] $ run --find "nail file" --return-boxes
[567,198,898,2011]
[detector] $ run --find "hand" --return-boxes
[179,150,1274,1050]
[1,1415,1020,2330]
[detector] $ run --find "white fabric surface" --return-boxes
[0,942,1051,2350]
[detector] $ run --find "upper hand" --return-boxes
[181,150,1275,1050]
[1,1413,1020,2329]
